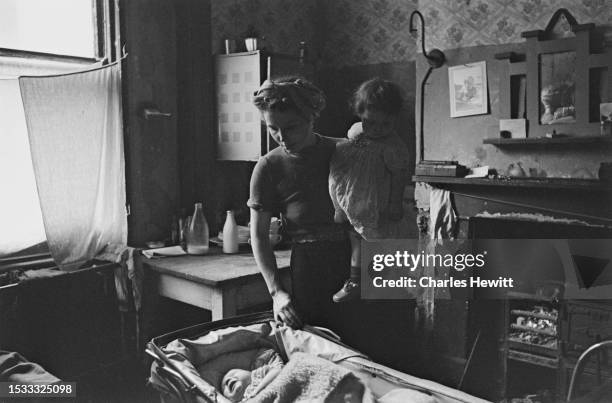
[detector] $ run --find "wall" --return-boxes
[317,0,418,68]
[211,0,320,57]
[420,0,612,51]
[210,0,418,67]
[417,3,612,180]
[417,43,612,179]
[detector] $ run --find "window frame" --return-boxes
[0,0,121,267]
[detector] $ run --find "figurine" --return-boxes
[507,162,526,177]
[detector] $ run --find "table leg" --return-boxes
[211,287,238,321]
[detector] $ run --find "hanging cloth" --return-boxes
[429,188,457,240]
[19,63,127,271]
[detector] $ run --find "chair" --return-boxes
[567,340,612,403]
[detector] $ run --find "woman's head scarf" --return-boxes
[253,77,326,119]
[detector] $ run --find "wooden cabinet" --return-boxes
[214,50,313,161]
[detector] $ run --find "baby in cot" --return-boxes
[221,349,367,402]
[221,348,284,402]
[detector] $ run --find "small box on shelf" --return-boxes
[500,119,527,139]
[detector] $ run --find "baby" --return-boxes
[221,348,283,402]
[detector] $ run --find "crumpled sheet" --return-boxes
[0,350,60,383]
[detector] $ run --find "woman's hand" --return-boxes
[272,290,303,329]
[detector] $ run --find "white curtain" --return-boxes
[19,64,126,271]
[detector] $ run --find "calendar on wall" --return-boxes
[215,51,262,161]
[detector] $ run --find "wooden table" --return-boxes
[144,247,291,320]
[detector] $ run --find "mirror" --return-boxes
[539,51,576,125]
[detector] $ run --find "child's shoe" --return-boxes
[332,279,360,302]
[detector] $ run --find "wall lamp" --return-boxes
[409,10,447,163]
[409,10,445,68]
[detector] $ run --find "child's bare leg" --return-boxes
[349,230,361,280]
[333,229,361,303]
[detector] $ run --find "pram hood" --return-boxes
[147,312,489,403]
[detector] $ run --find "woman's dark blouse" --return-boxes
[248,134,341,236]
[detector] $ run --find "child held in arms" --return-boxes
[329,78,409,302]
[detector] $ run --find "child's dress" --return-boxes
[329,122,410,240]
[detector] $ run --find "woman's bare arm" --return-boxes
[250,208,302,328]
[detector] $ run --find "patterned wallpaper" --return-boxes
[210,0,612,67]
[210,0,319,57]
[420,0,612,51]
[211,0,419,68]
[317,0,418,67]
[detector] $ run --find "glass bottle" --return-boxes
[185,203,209,255]
[170,214,179,245]
[222,210,239,254]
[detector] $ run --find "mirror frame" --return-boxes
[496,9,612,138]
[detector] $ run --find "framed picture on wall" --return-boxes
[448,61,488,118]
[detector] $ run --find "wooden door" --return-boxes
[122,0,179,245]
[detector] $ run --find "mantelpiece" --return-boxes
[412,176,610,191]
[483,134,612,147]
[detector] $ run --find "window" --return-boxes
[0,0,96,58]
[0,0,113,259]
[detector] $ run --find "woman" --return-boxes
[248,77,351,330]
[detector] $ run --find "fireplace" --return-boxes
[464,216,612,401]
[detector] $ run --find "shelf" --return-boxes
[412,175,610,191]
[483,135,612,146]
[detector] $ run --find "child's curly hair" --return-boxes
[350,77,404,116]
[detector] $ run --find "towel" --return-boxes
[96,244,143,312]
[246,352,370,403]
[96,244,144,352]
[429,188,456,240]
[412,186,458,332]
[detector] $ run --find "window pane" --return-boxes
[0,79,47,256]
[0,0,95,57]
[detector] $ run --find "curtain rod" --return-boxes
[0,53,127,81]
[18,53,127,79]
